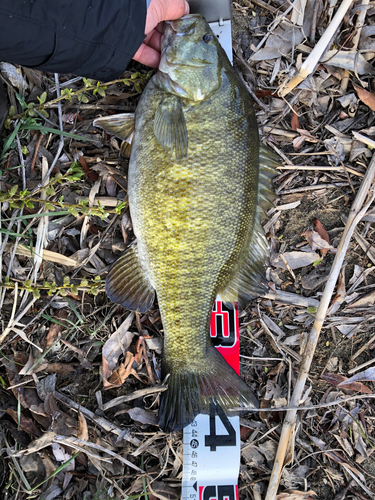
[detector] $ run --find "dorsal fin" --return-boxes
[219,144,279,305]
[106,242,155,312]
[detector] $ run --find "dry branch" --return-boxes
[265,153,375,500]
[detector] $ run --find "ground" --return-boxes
[0,1,375,499]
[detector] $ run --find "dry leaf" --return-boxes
[102,313,135,378]
[104,351,141,389]
[45,309,69,347]
[250,23,304,61]
[273,251,321,270]
[301,229,336,255]
[77,410,89,441]
[24,431,56,454]
[291,106,299,131]
[321,373,372,394]
[346,289,375,308]
[338,367,375,385]
[124,407,158,426]
[312,218,330,257]
[327,269,346,315]
[6,408,42,437]
[353,83,375,112]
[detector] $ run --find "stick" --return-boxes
[340,0,369,92]
[279,0,354,97]
[265,153,375,500]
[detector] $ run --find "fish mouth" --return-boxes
[168,14,202,34]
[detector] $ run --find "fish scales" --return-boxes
[94,14,278,432]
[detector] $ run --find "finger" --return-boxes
[132,43,160,68]
[145,0,190,34]
[145,29,162,53]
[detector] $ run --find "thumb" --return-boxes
[145,0,190,34]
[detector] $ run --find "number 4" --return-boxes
[205,399,236,452]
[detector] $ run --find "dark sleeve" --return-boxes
[0,0,147,81]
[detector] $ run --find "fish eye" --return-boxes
[203,34,214,44]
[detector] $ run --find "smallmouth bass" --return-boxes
[94,14,278,432]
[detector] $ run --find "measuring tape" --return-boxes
[182,300,241,500]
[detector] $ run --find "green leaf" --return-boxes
[97,87,106,97]
[307,306,317,314]
[0,228,25,238]
[9,185,19,197]
[37,92,47,104]
[1,211,70,222]
[0,120,22,160]
[20,124,97,142]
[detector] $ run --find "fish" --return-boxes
[93,14,278,432]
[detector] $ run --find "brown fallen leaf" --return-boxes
[327,269,346,315]
[60,339,93,370]
[301,229,335,256]
[46,309,69,348]
[353,82,375,111]
[102,312,135,382]
[338,367,375,385]
[291,106,299,131]
[77,410,89,441]
[105,351,142,388]
[346,289,375,308]
[6,408,42,437]
[79,155,99,182]
[321,372,372,394]
[121,407,158,426]
[313,218,330,257]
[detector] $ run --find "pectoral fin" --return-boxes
[93,113,135,156]
[154,96,188,161]
[106,242,155,312]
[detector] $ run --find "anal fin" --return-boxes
[106,242,155,312]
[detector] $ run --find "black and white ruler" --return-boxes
[182,300,241,500]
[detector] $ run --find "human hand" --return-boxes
[133,0,189,67]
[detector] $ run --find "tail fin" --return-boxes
[158,346,258,432]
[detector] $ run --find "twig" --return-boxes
[276,181,349,195]
[102,385,167,411]
[29,131,43,176]
[352,131,375,149]
[54,435,144,473]
[265,152,375,500]
[348,357,375,374]
[277,165,364,177]
[279,0,354,97]
[140,336,156,386]
[239,393,375,412]
[340,0,369,92]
